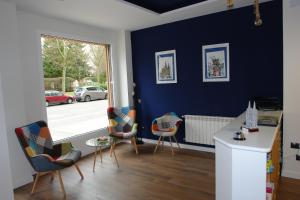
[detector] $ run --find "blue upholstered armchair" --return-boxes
[15,121,84,196]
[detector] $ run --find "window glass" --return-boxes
[76,88,84,92]
[87,87,97,91]
[97,87,103,91]
[42,35,112,141]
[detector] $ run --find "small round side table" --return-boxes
[86,137,119,171]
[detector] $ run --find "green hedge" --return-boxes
[78,81,108,90]
[44,77,75,92]
[99,83,108,90]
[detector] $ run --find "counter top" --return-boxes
[214,111,282,153]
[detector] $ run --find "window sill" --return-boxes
[53,127,108,144]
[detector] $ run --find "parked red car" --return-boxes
[45,90,74,106]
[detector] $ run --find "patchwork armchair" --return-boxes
[151,112,183,156]
[15,121,83,196]
[107,107,139,156]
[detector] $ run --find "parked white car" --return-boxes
[74,86,107,102]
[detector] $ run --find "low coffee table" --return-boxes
[86,137,119,171]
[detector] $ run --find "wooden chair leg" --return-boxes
[57,170,66,197]
[173,136,181,149]
[132,137,139,155]
[162,137,164,150]
[154,136,162,154]
[50,171,55,182]
[75,164,84,179]
[169,136,174,156]
[31,172,40,194]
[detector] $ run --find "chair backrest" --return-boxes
[15,121,53,158]
[107,107,136,134]
[152,112,182,132]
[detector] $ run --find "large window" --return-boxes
[41,35,113,141]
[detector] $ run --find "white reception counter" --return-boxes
[214,111,282,200]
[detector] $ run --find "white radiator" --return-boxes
[184,115,234,145]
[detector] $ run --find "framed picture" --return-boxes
[202,43,230,82]
[155,50,177,84]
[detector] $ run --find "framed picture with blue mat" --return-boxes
[202,43,230,82]
[155,50,177,84]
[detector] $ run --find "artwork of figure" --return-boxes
[203,43,229,82]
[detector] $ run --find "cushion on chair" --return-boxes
[157,120,172,131]
[152,131,177,137]
[54,149,81,167]
[45,142,73,159]
[109,131,136,139]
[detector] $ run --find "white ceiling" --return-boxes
[7,0,272,31]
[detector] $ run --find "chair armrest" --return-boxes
[175,118,183,127]
[54,142,73,154]
[46,142,73,158]
[107,125,116,135]
[53,142,73,150]
[131,123,138,134]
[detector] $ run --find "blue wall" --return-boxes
[131,1,283,145]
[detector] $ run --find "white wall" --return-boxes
[124,31,134,107]
[0,0,34,189]
[0,75,14,199]
[0,1,132,189]
[117,30,134,107]
[0,74,14,200]
[282,0,300,179]
[16,10,124,122]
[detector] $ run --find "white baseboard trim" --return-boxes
[14,174,33,189]
[142,138,215,153]
[282,170,300,180]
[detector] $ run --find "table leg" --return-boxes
[93,146,98,172]
[99,146,103,163]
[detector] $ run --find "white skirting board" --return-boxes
[142,138,215,153]
[282,170,300,180]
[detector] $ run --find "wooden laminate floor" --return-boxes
[14,143,300,200]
